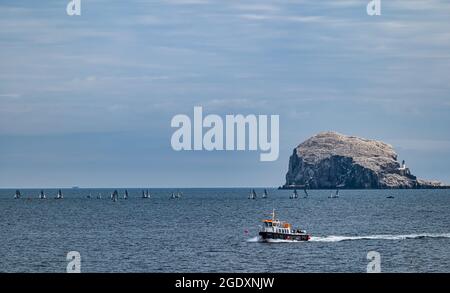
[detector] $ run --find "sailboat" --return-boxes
[329,188,339,198]
[176,190,182,199]
[170,192,176,199]
[262,189,268,199]
[39,190,46,199]
[14,189,21,199]
[248,189,257,199]
[124,190,129,200]
[290,189,299,199]
[111,190,118,202]
[55,189,63,199]
[97,193,102,199]
[303,188,309,198]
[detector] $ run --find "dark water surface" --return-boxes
[1,188,449,272]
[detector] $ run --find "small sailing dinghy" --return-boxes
[290,189,298,199]
[124,190,129,200]
[303,188,309,198]
[262,189,268,199]
[142,189,150,199]
[14,189,21,199]
[248,189,257,199]
[55,189,63,199]
[39,190,46,199]
[111,190,118,202]
[329,188,339,198]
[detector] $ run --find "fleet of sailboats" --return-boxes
[10,188,343,201]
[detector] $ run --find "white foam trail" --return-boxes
[309,233,450,242]
[246,236,305,243]
[246,236,261,243]
[264,238,306,243]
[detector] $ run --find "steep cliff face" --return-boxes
[284,132,443,189]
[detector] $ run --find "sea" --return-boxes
[0,188,449,272]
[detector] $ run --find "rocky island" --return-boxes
[282,132,446,189]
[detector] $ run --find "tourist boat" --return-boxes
[259,210,310,242]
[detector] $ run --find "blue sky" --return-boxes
[1,0,450,187]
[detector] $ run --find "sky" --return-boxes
[1,0,450,188]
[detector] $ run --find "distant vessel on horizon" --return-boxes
[39,190,46,199]
[142,189,150,199]
[55,189,63,199]
[248,189,257,199]
[262,189,268,199]
[329,188,340,198]
[290,189,298,199]
[111,190,118,202]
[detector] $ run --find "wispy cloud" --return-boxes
[0,93,20,98]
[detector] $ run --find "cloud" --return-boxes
[0,93,21,98]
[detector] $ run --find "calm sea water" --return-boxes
[0,188,449,272]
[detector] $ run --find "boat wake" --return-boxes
[246,236,261,243]
[310,233,450,242]
[247,233,450,243]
